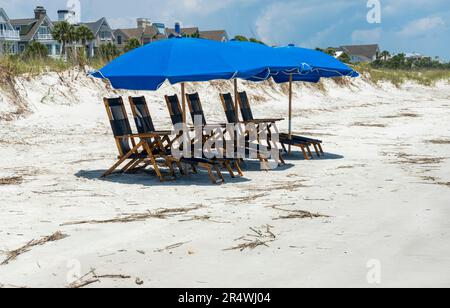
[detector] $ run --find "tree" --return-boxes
[124,38,141,52]
[379,50,390,61]
[76,25,95,46]
[52,21,76,56]
[233,35,249,42]
[22,41,48,60]
[338,52,351,64]
[249,38,265,45]
[98,43,120,61]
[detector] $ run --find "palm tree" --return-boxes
[379,50,390,61]
[76,25,95,46]
[124,38,141,52]
[52,21,75,56]
[76,25,95,58]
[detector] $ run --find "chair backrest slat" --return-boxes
[220,93,238,123]
[165,94,183,126]
[186,93,207,126]
[103,97,133,156]
[238,91,254,121]
[129,96,156,133]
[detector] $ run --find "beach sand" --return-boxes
[0,72,449,288]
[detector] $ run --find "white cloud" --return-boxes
[398,16,446,37]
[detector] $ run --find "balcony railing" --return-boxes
[37,33,53,40]
[0,30,20,40]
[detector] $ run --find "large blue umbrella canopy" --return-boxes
[90,38,310,91]
[271,45,359,83]
[225,41,312,79]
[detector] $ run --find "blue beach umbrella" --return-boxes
[271,45,359,153]
[91,38,302,122]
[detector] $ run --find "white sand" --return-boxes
[0,71,449,288]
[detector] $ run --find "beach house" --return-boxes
[10,6,61,57]
[166,25,229,41]
[79,17,115,58]
[0,8,20,55]
[340,44,380,63]
[54,9,115,58]
[114,18,167,51]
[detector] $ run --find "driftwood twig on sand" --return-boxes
[1,231,68,266]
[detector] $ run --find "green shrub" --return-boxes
[124,38,141,53]
[98,43,120,62]
[22,41,48,60]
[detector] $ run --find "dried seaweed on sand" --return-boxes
[224,225,276,252]
[0,176,23,185]
[1,231,68,266]
[61,205,203,226]
[271,205,330,220]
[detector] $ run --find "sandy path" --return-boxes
[0,80,449,288]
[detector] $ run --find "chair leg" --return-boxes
[213,165,225,183]
[318,143,324,154]
[300,146,309,160]
[234,161,244,177]
[175,161,185,175]
[203,164,218,184]
[224,161,236,178]
[165,158,177,178]
[313,144,321,158]
[306,146,314,159]
[101,141,144,178]
[143,142,164,182]
[121,159,137,173]
[123,159,143,173]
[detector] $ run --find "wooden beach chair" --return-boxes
[219,93,285,165]
[102,97,176,181]
[164,94,239,180]
[185,93,244,177]
[122,97,224,184]
[238,91,323,159]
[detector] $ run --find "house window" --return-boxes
[19,44,26,53]
[99,31,111,40]
[0,23,6,32]
[38,26,49,35]
[15,26,21,31]
[117,35,122,45]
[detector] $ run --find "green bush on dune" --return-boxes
[354,63,450,87]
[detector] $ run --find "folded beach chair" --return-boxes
[185,93,244,177]
[124,95,223,184]
[219,93,285,165]
[237,91,323,159]
[102,97,177,181]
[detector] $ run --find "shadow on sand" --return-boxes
[75,152,341,187]
[282,151,344,161]
[75,168,252,187]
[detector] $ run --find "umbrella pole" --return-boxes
[181,82,186,123]
[288,75,293,155]
[234,78,238,123]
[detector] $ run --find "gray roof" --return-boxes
[80,18,105,35]
[340,44,380,59]
[10,16,52,41]
[199,30,228,41]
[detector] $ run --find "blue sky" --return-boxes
[1,0,449,60]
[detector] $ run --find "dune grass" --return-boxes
[354,63,450,87]
[0,55,108,77]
